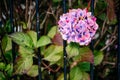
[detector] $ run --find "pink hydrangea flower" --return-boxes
[58,8,98,46]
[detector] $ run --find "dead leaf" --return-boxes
[52,33,63,46]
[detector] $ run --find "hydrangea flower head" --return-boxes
[58,8,98,46]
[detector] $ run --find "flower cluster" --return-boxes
[58,8,98,45]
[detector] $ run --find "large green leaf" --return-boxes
[47,26,57,38]
[37,36,51,47]
[9,32,33,48]
[43,45,63,62]
[94,50,104,65]
[66,42,80,58]
[70,66,83,80]
[18,46,34,58]
[27,31,37,47]
[2,35,12,52]
[27,65,38,77]
[14,55,33,74]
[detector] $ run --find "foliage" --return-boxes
[0,0,118,80]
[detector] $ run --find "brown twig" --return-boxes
[25,0,29,21]
[42,62,61,73]
[103,61,115,66]
[87,0,91,11]
[100,26,117,51]
[94,18,107,48]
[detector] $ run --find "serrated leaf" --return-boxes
[43,45,63,62]
[37,36,51,47]
[66,42,80,58]
[94,50,104,65]
[70,66,82,80]
[9,32,33,48]
[2,35,12,52]
[14,56,33,74]
[27,31,37,47]
[27,65,38,77]
[47,26,57,38]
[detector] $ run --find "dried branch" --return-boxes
[100,26,117,51]
[42,62,61,73]
[25,0,29,21]
[94,18,107,48]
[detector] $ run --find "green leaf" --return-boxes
[66,42,80,58]
[37,36,51,47]
[4,50,12,63]
[94,50,104,65]
[2,35,12,52]
[57,73,64,80]
[9,32,33,48]
[0,72,6,80]
[82,72,90,80]
[20,21,27,29]
[47,26,57,38]
[78,62,90,72]
[5,20,11,32]
[5,64,13,77]
[27,65,38,77]
[79,47,91,55]
[14,55,33,74]
[52,0,62,3]
[98,13,106,21]
[27,31,37,47]
[18,46,34,58]
[43,45,63,62]
[19,46,34,54]
[70,66,82,80]
[0,62,6,70]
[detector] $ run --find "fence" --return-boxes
[1,0,119,80]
